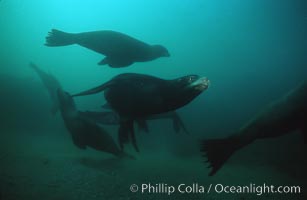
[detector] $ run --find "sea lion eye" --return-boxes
[188,76,195,83]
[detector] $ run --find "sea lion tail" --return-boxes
[45,29,76,46]
[200,137,240,176]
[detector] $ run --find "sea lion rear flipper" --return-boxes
[200,137,240,176]
[45,29,76,47]
[72,81,113,97]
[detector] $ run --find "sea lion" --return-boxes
[29,63,186,133]
[73,73,209,151]
[29,62,61,115]
[201,80,307,176]
[45,29,170,67]
[57,88,133,158]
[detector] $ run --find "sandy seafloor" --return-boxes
[1,128,306,200]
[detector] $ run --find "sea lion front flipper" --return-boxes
[130,126,140,152]
[118,120,139,152]
[103,57,133,68]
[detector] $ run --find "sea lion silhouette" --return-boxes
[73,73,209,152]
[201,80,307,176]
[29,63,187,134]
[45,29,170,67]
[57,88,133,159]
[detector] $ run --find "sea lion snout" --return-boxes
[163,50,170,57]
[164,52,170,57]
[191,77,210,91]
[152,45,170,57]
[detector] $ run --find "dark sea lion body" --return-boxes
[45,29,170,67]
[73,73,209,151]
[201,80,307,176]
[57,89,132,158]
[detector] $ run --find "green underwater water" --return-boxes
[0,0,307,199]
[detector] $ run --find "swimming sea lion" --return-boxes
[45,29,170,67]
[29,64,187,133]
[73,73,209,151]
[57,88,133,158]
[29,62,62,115]
[201,80,307,176]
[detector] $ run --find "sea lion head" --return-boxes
[151,45,170,58]
[166,75,209,109]
[175,75,209,92]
